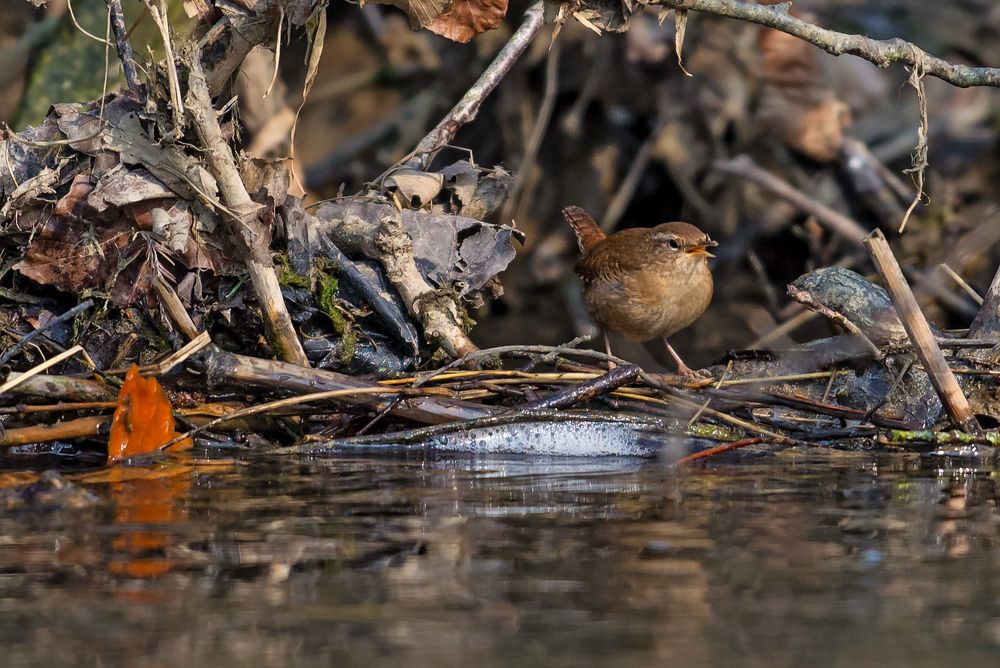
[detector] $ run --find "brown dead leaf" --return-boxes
[14,215,134,297]
[426,0,508,43]
[373,0,451,30]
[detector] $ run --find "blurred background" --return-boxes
[3,0,1000,370]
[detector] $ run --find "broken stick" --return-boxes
[864,229,981,434]
[185,54,309,367]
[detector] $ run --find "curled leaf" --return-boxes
[427,0,509,43]
[108,364,191,462]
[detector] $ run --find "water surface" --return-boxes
[2,449,1000,667]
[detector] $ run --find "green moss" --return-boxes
[274,253,311,289]
[314,273,356,364]
[317,274,344,333]
[339,327,357,364]
[687,422,746,442]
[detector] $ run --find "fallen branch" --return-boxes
[656,0,1000,88]
[864,230,981,434]
[185,54,309,367]
[0,415,110,448]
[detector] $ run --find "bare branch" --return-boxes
[104,0,142,96]
[405,1,545,170]
[656,0,1000,88]
[185,54,310,367]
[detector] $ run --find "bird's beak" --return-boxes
[686,240,718,258]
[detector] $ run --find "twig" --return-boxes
[714,156,868,245]
[184,53,309,367]
[938,264,984,306]
[160,387,402,451]
[404,1,545,170]
[602,119,660,232]
[0,416,110,448]
[898,58,928,232]
[142,0,185,134]
[0,401,117,416]
[501,36,560,224]
[864,229,981,434]
[153,276,199,340]
[104,0,142,97]
[514,363,640,412]
[0,346,85,395]
[412,338,604,387]
[674,438,764,465]
[787,284,883,359]
[204,348,496,425]
[654,0,1000,88]
[0,299,93,367]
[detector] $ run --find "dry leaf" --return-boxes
[290,7,327,192]
[107,365,191,462]
[372,0,451,30]
[426,0,508,42]
[385,168,444,208]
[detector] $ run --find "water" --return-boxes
[3,449,1000,666]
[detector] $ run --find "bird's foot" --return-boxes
[675,364,713,380]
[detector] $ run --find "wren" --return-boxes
[564,206,717,376]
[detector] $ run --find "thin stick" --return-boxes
[0,416,110,448]
[501,36,560,224]
[404,2,545,170]
[412,338,601,386]
[160,387,401,451]
[938,263,984,306]
[0,299,93,367]
[686,360,732,429]
[0,401,117,415]
[787,284,883,359]
[185,54,309,367]
[104,0,142,97]
[142,0,185,133]
[674,438,764,465]
[748,308,816,349]
[864,230,980,434]
[714,156,868,245]
[655,0,1000,88]
[514,363,640,412]
[0,345,85,395]
[153,276,199,340]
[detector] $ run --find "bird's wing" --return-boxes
[573,229,651,285]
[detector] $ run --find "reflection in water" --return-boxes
[2,451,1000,666]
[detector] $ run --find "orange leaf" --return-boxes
[426,0,508,43]
[107,364,190,462]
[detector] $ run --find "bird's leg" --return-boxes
[663,337,695,376]
[603,332,617,371]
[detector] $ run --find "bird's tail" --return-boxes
[562,206,605,254]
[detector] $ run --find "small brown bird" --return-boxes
[564,206,716,376]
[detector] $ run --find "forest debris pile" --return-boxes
[0,0,998,476]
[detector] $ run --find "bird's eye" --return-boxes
[667,238,680,250]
